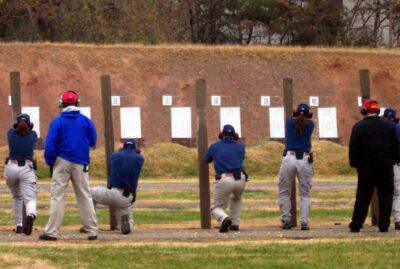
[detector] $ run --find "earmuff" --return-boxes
[292,110,313,119]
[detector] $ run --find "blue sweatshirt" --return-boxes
[108,149,144,193]
[45,111,97,166]
[206,140,245,174]
[285,119,314,153]
[7,129,37,160]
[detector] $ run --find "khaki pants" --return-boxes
[279,155,313,225]
[211,174,247,226]
[44,157,97,237]
[3,162,37,225]
[393,165,400,222]
[91,186,133,232]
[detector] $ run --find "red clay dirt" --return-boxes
[0,44,399,147]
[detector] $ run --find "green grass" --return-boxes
[1,240,400,268]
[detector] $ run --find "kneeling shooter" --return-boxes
[279,104,314,231]
[4,114,38,235]
[207,125,248,233]
[91,140,144,234]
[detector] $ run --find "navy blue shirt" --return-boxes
[285,119,314,153]
[7,129,37,160]
[393,122,400,137]
[108,149,144,193]
[206,140,245,174]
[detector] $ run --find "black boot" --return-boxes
[39,233,57,241]
[230,225,239,231]
[23,214,36,236]
[219,217,232,233]
[120,215,131,235]
[281,220,293,230]
[395,222,400,230]
[14,226,23,234]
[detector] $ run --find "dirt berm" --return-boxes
[0,43,399,146]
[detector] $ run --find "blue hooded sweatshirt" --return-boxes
[206,139,245,174]
[45,111,97,166]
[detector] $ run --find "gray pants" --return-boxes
[3,162,37,226]
[91,186,133,232]
[44,157,97,237]
[393,165,400,222]
[211,174,247,226]
[279,155,313,225]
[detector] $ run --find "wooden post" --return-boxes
[10,71,26,223]
[359,69,379,226]
[100,74,117,230]
[283,78,297,227]
[196,79,211,229]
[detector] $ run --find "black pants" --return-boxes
[351,167,394,231]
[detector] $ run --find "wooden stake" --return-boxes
[283,78,297,227]
[196,79,211,229]
[100,74,117,230]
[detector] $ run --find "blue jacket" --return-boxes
[7,129,37,160]
[285,119,314,153]
[45,111,97,166]
[108,149,144,193]
[206,140,245,174]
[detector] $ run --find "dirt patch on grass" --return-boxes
[0,253,54,269]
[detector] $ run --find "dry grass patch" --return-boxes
[0,253,54,269]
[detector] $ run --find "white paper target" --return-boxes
[269,107,285,138]
[79,107,91,119]
[379,107,386,117]
[318,107,338,138]
[220,107,241,137]
[21,107,40,137]
[120,107,142,138]
[171,107,192,138]
[261,96,271,106]
[358,96,363,107]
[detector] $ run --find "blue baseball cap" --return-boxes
[222,124,236,137]
[16,113,30,122]
[123,139,137,149]
[384,108,396,118]
[297,103,310,115]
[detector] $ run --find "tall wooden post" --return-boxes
[283,78,297,227]
[359,69,379,226]
[101,74,117,230]
[10,71,26,222]
[196,79,211,229]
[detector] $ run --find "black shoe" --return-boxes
[219,217,232,233]
[120,215,131,235]
[230,225,239,231]
[281,221,293,230]
[88,235,98,241]
[379,227,389,233]
[349,222,361,233]
[79,227,88,233]
[39,233,57,241]
[14,226,23,234]
[23,214,35,236]
[395,222,400,230]
[301,223,310,231]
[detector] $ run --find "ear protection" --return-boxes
[59,90,80,108]
[218,132,239,141]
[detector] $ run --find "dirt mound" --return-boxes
[0,43,399,148]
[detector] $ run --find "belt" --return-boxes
[287,151,309,156]
[8,159,32,165]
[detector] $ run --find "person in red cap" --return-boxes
[349,99,400,232]
[40,91,98,241]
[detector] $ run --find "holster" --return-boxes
[308,153,314,164]
[4,157,9,165]
[232,170,242,180]
[295,151,304,160]
[32,159,38,170]
[215,174,222,181]
[282,150,287,157]
[122,189,131,198]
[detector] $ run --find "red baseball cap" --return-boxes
[61,91,79,105]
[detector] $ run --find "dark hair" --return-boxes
[15,120,30,136]
[294,114,309,135]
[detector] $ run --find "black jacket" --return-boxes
[349,115,400,169]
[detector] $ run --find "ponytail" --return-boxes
[294,114,308,135]
[15,121,30,136]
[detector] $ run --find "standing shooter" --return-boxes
[206,125,248,233]
[39,91,98,241]
[382,108,400,230]
[279,104,314,231]
[349,100,399,232]
[89,139,144,234]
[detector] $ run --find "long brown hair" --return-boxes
[294,114,309,135]
[15,120,30,136]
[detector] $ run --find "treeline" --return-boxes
[0,0,399,47]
